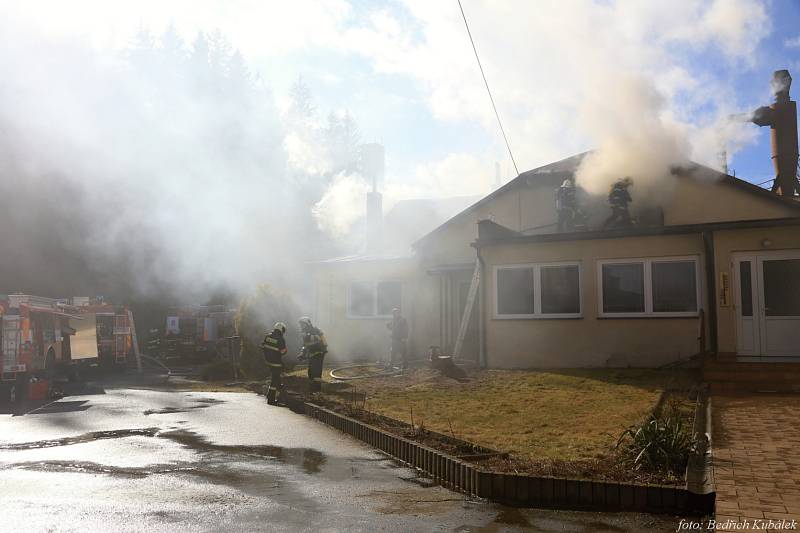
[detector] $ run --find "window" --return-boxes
[763,258,800,316]
[348,282,374,317]
[377,281,402,316]
[347,281,402,318]
[599,257,699,317]
[601,263,644,313]
[497,267,534,315]
[495,263,581,318]
[541,265,581,314]
[652,261,697,312]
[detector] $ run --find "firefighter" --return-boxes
[386,308,409,369]
[261,322,287,405]
[602,177,633,229]
[298,317,327,393]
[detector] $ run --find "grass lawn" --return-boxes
[325,367,698,462]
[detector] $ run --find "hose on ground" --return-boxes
[328,356,478,381]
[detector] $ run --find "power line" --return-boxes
[457,0,519,176]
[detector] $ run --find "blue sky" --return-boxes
[4,0,799,195]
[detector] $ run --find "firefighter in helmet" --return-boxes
[603,176,634,229]
[261,322,288,405]
[298,316,327,393]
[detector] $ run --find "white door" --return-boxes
[735,250,800,357]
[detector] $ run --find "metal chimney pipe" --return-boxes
[751,70,799,196]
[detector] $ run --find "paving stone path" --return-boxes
[712,394,800,531]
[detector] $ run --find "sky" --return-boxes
[1,0,799,303]
[3,0,798,196]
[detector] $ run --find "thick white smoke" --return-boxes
[0,19,332,302]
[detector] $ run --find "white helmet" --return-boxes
[273,322,287,334]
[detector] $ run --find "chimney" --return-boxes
[360,143,385,254]
[751,70,799,196]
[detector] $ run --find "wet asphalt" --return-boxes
[0,386,687,532]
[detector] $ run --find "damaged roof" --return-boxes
[413,151,800,249]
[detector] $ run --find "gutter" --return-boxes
[474,216,800,248]
[476,246,487,368]
[702,231,719,355]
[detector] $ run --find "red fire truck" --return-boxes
[0,295,139,403]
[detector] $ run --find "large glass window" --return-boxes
[652,261,697,312]
[348,281,401,318]
[541,265,580,314]
[348,282,374,317]
[599,257,699,317]
[377,281,402,316]
[763,259,800,316]
[601,263,645,313]
[497,267,534,315]
[496,263,581,318]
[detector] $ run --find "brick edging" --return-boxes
[304,402,713,514]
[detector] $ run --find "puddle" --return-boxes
[158,429,328,475]
[143,397,224,415]
[0,428,161,451]
[1,459,197,478]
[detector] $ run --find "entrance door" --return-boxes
[735,250,800,357]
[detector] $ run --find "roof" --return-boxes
[313,253,413,265]
[380,196,481,255]
[412,152,590,248]
[413,151,800,249]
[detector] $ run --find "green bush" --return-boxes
[616,401,696,477]
[201,360,236,381]
[235,284,303,380]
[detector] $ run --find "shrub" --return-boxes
[616,401,696,477]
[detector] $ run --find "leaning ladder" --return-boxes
[452,261,480,359]
[127,309,143,374]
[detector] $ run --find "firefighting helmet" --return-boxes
[273,322,287,334]
[298,316,312,329]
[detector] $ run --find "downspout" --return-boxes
[702,231,718,357]
[476,244,487,368]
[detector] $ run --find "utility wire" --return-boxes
[457,0,519,176]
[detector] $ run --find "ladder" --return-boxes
[453,261,480,359]
[127,310,143,374]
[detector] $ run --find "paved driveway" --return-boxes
[0,387,684,532]
[712,394,800,529]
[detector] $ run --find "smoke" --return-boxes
[573,75,688,198]
[312,172,370,239]
[0,18,333,303]
[345,0,771,198]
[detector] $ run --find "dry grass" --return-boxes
[328,367,698,462]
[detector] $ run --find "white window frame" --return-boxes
[346,280,402,319]
[494,261,583,319]
[597,255,701,318]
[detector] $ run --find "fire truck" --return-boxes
[0,295,139,403]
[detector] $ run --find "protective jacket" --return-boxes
[261,329,287,367]
[301,326,327,358]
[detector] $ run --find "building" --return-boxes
[314,71,800,370]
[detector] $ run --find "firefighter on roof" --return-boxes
[555,177,587,232]
[602,176,634,229]
[261,322,288,405]
[298,316,327,393]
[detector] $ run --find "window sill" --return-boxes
[597,314,699,319]
[493,315,583,320]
